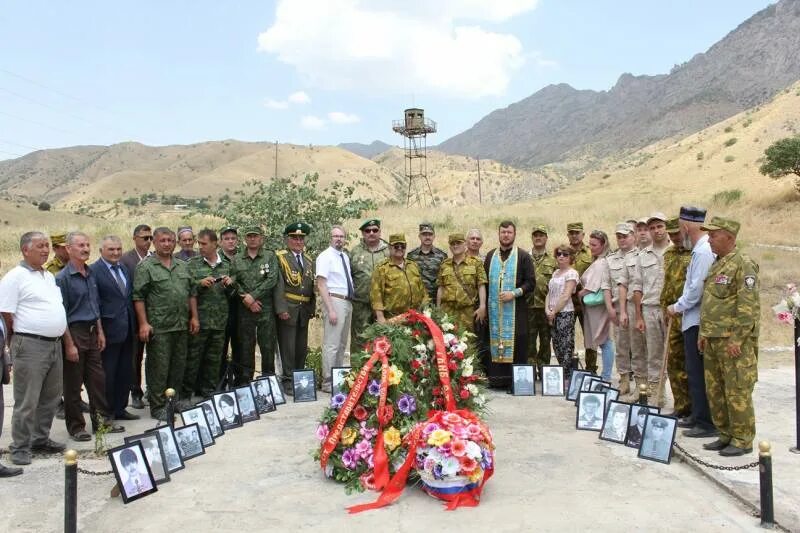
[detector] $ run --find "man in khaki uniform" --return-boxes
[527,225,556,377]
[602,222,636,395]
[44,233,69,275]
[348,219,389,350]
[436,233,487,332]
[618,218,648,400]
[698,217,759,456]
[370,234,428,321]
[567,222,595,372]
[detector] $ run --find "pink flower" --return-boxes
[315,424,329,441]
[467,424,482,438]
[355,438,373,459]
[359,421,377,440]
[777,311,793,324]
[459,456,478,474]
[451,439,467,457]
[451,425,468,439]
[444,413,463,427]
[439,441,452,456]
[360,471,376,490]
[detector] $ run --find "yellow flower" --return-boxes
[345,374,355,388]
[342,426,358,446]
[383,427,402,451]
[388,365,403,386]
[427,429,452,447]
[468,468,483,483]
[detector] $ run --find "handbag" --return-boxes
[582,290,605,307]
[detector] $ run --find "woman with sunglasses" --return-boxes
[577,230,615,381]
[546,245,579,370]
[370,234,428,323]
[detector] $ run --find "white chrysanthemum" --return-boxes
[462,362,473,377]
[466,383,478,395]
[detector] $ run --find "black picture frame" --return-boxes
[293,369,317,402]
[265,375,286,405]
[566,370,591,401]
[599,401,633,444]
[124,432,170,485]
[107,441,158,504]
[331,366,351,396]
[181,407,215,447]
[512,364,535,396]
[587,377,612,392]
[541,365,565,396]
[213,391,243,430]
[638,414,678,464]
[173,423,205,461]
[599,387,620,414]
[145,425,184,474]
[625,405,661,449]
[574,373,600,405]
[576,391,606,431]
[196,399,224,438]
[235,385,260,423]
[251,378,276,415]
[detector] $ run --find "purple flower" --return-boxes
[342,448,359,470]
[359,421,377,440]
[355,438,373,459]
[480,449,493,470]
[330,393,346,409]
[397,394,417,415]
[433,463,444,480]
[423,422,440,437]
[367,379,381,396]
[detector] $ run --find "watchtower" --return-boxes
[392,108,437,207]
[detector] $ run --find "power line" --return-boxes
[0,139,43,151]
[0,67,116,114]
[0,109,82,135]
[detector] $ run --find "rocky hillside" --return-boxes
[337,140,393,159]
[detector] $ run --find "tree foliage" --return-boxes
[759,135,800,192]
[215,173,376,256]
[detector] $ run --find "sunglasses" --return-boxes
[392,244,406,250]
[555,251,571,257]
[362,228,380,234]
[137,235,153,241]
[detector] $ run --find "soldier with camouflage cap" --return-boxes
[527,225,557,377]
[218,225,240,383]
[348,219,389,351]
[436,233,487,332]
[407,222,448,303]
[698,217,759,456]
[371,234,428,321]
[566,222,596,373]
[44,233,69,275]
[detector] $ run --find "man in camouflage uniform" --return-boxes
[602,222,636,395]
[697,217,759,456]
[230,226,279,386]
[371,234,428,321]
[44,233,69,275]
[348,219,389,351]
[526,225,556,377]
[407,222,448,303]
[618,218,649,400]
[275,222,316,389]
[436,233,487,333]
[185,229,232,399]
[132,227,197,420]
[218,225,239,382]
[661,217,692,417]
[567,222,595,372]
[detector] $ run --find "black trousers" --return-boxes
[102,337,133,417]
[683,325,714,429]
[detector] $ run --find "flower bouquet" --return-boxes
[772,283,800,324]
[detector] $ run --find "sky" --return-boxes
[0,0,776,160]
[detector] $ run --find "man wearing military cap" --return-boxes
[218,225,240,382]
[230,225,279,386]
[603,222,637,395]
[436,233,487,332]
[44,233,69,275]
[527,225,556,378]
[618,218,650,399]
[407,223,448,303]
[348,219,389,350]
[697,216,759,456]
[566,222,596,373]
[371,234,428,321]
[275,223,316,389]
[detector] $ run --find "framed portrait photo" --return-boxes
[573,373,600,406]
[235,385,260,423]
[512,364,535,396]
[196,399,224,439]
[293,369,317,403]
[174,423,205,461]
[599,401,632,444]
[541,365,565,397]
[587,378,611,392]
[331,366,351,396]
[213,391,243,430]
[124,432,170,485]
[145,425,184,474]
[566,370,591,401]
[625,405,661,449]
[251,378,276,415]
[108,442,158,504]
[576,391,606,431]
[599,387,620,413]
[181,407,215,447]
[265,375,286,406]
[638,414,678,464]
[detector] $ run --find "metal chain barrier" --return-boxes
[77,466,114,476]
[672,441,759,471]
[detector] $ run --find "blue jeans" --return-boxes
[599,337,615,381]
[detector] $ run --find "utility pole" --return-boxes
[477,156,482,205]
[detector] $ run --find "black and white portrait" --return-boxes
[174,423,205,460]
[235,385,260,423]
[213,391,243,430]
[181,407,215,447]
[541,366,564,396]
[331,367,351,396]
[599,401,631,444]
[588,378,611,392]
[600,387,620,413]
[147,426,184,473]
[251,378,276,414]
[267,374,286,405]
[566,370,591,401]
[124,433,170,485]
[108,442,157,504]
[625,405,660,449]
[512,365,535,396]
[197,399,224,438]
[638,415,677,464]
[293,369,317,403]
[576,391,606,431]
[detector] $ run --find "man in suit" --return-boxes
[120,224,152,410]
[90,236,139,421]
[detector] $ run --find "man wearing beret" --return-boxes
[527,225,556,379]
[697,217,759,456]
[370,234,428,321]
[436,233,487,332]
[566,222,596,373]
[407,223,448,303]
[44,233,69,275]
[603,222,637,395]
[348,219,389,350]
[275,223,316,389]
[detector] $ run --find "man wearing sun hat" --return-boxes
[370,234,427,322]
[348,218,389,350]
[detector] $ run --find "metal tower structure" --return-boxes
[392,108,437,207]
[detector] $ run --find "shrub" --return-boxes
[724,138,738,147]
[696,152,704,160]
[724,126,733,133]
[711,189,743,205]
[37,201,51,211]
[724,155,735,163]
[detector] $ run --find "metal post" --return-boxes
[759,441,774,528]
[165,388,176,428]
[64,450,78,533]
[792,319,800,454]
[638,383,648,405]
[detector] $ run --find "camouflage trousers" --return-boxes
[145,330,187,415]
[642,305,666,382]
[350,301,374,353]
[665,315,691,415]
[528,307,552,367]
[704,336,758,448]
[441,303,476,336]
[237,307,276,386]
[184,329,225,398]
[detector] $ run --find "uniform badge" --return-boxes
[744,275,756,289]
[714,274,729,285]
[259,263,270,276]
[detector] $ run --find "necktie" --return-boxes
[340,253,354,299]
[295,253,303,270]
[111,265,126,293]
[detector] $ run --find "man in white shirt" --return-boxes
[316,226,354,393]
[0,232,68,466]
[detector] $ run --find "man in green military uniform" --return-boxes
[407,222,448,303]
[230,226,279,386]
[132,227,198,420]
[527,225,556,378]
[348,219,389,350]
[436,233,487,332]
[567,222,596,372]
[44,232,69,274]
[371,234,428,321]
[698,216,759,457]
[218,225,240,382]
[275,222,316,390]
[661,217,692,417]
[186,229,233,400]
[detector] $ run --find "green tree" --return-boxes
[759,135,800,192]
[215,173,375,256]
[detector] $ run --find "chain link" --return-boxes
[673,441,759,471]
[76,466,114,476]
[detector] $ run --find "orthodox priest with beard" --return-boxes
[481,220,535,389]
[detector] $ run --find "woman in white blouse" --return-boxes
[546,245,579,370]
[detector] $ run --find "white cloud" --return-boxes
[257,0,539,98]
[264,98,289,110]
[327,111,360,124]
[263,91,311,110]
[301,115,326,130]
[288,91,311,104]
